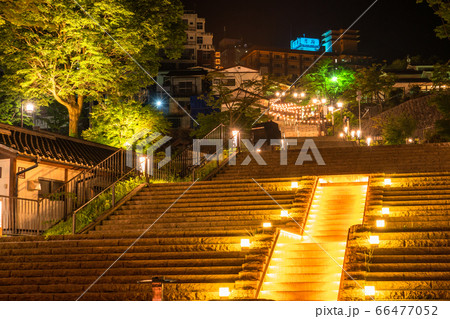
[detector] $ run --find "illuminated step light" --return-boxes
[365,286,376,296]
[263,222,272,228]
[256,149,262,153]
[219,287,230,298]
[319,178,327,183]
[382,207,390,215]
[369,236,380,245]
[376,220,386,228]
[240,239,251,248]
[280,210,289,217]
[384,178,392,187]
[291,182,299,189]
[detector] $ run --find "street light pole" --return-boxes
[21,100,24,128]
[357,91,362,131]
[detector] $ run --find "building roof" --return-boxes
[219,66,260,73]
[165,69,209,77]
[0,123,117,168]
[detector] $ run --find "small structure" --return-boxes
[0,123,117,235]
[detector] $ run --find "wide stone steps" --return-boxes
[258,290,338,301]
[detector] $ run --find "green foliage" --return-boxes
[44,175,146,237]
[82,99,170,148]
[348,64,396,112]
[36,102,69,134]
[382,114,417,145]
[417,0,450,40]
[430,92,450,141]
[0,0,185,135]
[0,95,34,126]
[327,110,358,134]
[300,59,355,104]
[194,74,277,137]
[431,63,450,88]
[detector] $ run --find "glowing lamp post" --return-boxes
[21,101,35,127]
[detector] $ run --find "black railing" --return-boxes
[150,124,228,181]
[1,124,237,236]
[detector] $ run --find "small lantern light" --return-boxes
[376,220,385,228]
[365,286,376,296]
[369,236,380,245]
[240,239,250,248]
[219,287,230,298]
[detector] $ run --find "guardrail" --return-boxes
[0,195,41,235]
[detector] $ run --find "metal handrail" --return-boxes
[38,149,124,204]
[72,168,138,234]
[301,176,319,236]
[255,229,280,299]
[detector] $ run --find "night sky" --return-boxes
[182,0,449,61]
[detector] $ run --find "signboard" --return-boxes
[290,37,321,52]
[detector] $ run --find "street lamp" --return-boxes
[21,101,35,128]
[328,106,335,135]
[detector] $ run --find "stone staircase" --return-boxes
[258,177,368,300]
[0,178,316,301]
[340,173,450,300]
[216,143,450,180]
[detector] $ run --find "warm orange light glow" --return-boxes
[291,182,299,189]
[384,178,392,186]
[219,287,230,297]
[240,239,250,248]
[376,220,385,228]
[382,207,390,215]
[365,286,375,296]
[369,236,380,244]
[280,210,289,217]
[263,222,272,228]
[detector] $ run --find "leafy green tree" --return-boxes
[350,64,396,112]
[36,102,69,134]
[0,0,185,136]
[430,92,450,141]
[418,0,450,40]
[193,74,278,137]
[82,99,170,148]
[431,63,450,88]
[300,59,355,106]
[0,95,34,126]
[382,114,417,145]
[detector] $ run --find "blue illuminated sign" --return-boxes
[290,37,321,52]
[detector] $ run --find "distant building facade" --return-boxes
[322,29,360,54]
[218,38,250,69]
[160,11,216,70]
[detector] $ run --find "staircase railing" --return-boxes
[151,124,229,181]
[8,125,232,235]
[255,229,280,299]
[36,149,132,234]
[301,176,319,236]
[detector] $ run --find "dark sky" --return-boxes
[182,0,449,61]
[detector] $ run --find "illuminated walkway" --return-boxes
[259,176,368,301]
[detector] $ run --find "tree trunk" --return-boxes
[66,95,83,137]
[68,106,82,137]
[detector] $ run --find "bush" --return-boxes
[382,114,417,145]
[44,176,146,237]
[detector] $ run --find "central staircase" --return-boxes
[258,176,368,300]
